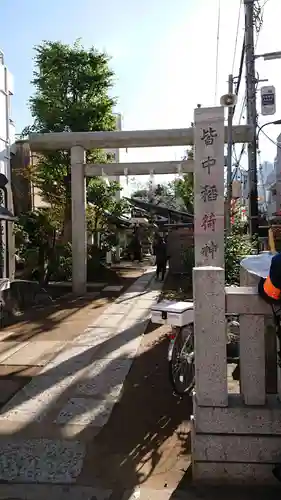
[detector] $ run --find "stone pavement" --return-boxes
[0,267,165,498]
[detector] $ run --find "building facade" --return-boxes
[0,50,15,278]
[264,136,281,219]
[0,51,15,179]
[11,140,47,214]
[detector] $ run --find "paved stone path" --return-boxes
[1,269,276,498]
[0,267,165,498]
[49,281,124,293]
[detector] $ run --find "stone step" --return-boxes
[192,461,281,486]
[0,483,111,500]
[193,394,281,435]
[193,433,281,464]
[0,437,85,484]
[0,485,280,500]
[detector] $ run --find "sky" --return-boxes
[1,0,281,194]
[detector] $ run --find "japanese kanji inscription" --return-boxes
[194,106,224,267]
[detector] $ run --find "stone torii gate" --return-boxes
[29,113,251,294]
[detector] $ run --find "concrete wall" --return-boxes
[167,226,193,274]
[192,268,281,485]
[11,141,32,215]
[11,141,50,212]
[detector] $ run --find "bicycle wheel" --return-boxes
[168,323,195,396]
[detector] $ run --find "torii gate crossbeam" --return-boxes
[28,117,252,294]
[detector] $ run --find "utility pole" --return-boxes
[244,0,259,237]
[226,74,234,233]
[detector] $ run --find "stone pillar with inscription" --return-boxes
[194,106,225,267]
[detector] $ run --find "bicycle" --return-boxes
[151,300,239,396]
[168,322,195,396]
[167,313,240,396]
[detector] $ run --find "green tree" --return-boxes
[170,147,194,213]
[131,176,193,213]
[132,183,175,206]
[184,146,194,160]
[172,174,193,213]
[87,177,129,246]
[14,209,71,284]
[225,207,256,285]
[131,187,151,201]
[22,40,116,241]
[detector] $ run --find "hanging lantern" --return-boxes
[124,167,129,185]
[149,170,155,195]
[101,168,110,185]
[177,163,182,176]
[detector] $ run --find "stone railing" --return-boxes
[191,266,281,485]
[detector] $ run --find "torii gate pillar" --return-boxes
[71,146,87,295]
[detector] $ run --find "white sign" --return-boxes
[261,85,276,116]
[194,106,225,267]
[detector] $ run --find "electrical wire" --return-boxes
[228,0,267,199]
[260,128,281,150]
[214,0,221,105]
[234,39,245,103]
[232,0,243,75]
[228,15,246,173]
[232,53,246,172]
[232,1,266,173]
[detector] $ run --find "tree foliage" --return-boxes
[22,40,117,240]
[131,174,193,213]
[225,208,257,285]
[172,174,193,213]
[25,40,115,135]
[15,40,128,282]
[14,209,71,283]
[130,147,194,212]
[132,182,175,207]
[87,177,129,244]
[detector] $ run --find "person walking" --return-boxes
[155,236,168,281]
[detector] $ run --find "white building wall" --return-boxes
[275,133,281,217]
[0,51,15,181]
[264,135,281,219]
[0,50,15,278]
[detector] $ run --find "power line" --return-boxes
[232,0,243,74]
[230,17,246,168]
[260,128,281,150]
[232,44,246,169]
[234,38,245,101]
[214,0,221,104]
[227,0,267,197]
[232,0,264,123]
[232,1,265,172]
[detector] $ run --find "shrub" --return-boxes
[182,219,257,286]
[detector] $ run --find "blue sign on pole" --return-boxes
[261,86,276,116]
[262,93,275,106]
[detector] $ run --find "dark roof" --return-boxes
[127,198,193,220]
